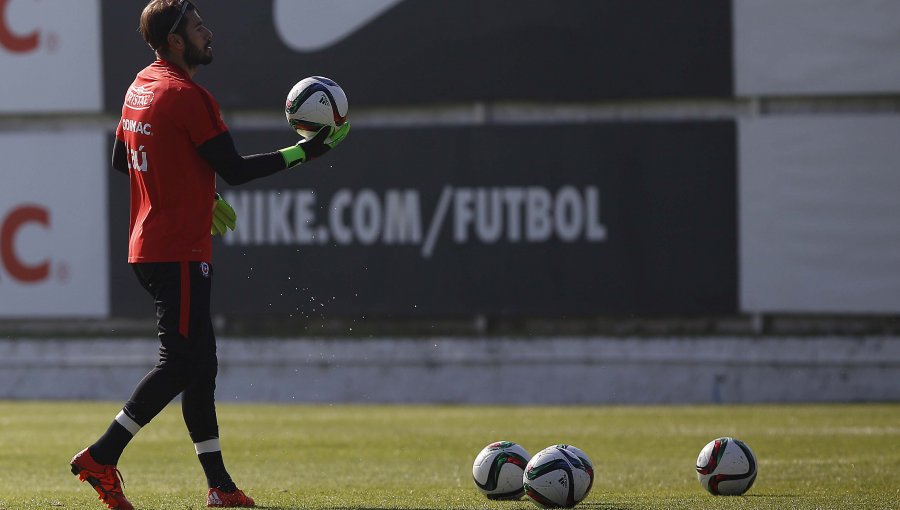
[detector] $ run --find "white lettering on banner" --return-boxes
[384,190,421,244]
[268,192,292,244]
[329,190,352,244]
[0,204,51,283]
[294,190,317,243]
[526,187,552,242]
[453,186,606,245]
[353,190,382,245]
[222,186,607,258]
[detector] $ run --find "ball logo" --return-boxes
[125,85,155,110]
[0,0,39,53]
[273,0,403,52]
[0,204,50,283]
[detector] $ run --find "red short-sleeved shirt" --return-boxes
[115,59,228,263]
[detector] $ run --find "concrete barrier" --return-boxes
[1,336,897,404]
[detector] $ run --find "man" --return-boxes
[69,1,349,508]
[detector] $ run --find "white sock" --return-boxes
[115,410,141,436]
[194,438,221,454]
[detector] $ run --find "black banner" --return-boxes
[109,122,737,319]
[102,0,732,111]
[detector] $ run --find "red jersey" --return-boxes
[116,59,228,263]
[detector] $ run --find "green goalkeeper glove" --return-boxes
[211,192,236,236]
[278,122,351,168]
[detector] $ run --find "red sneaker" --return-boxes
[70,448,134,510]
[207,487,255,507]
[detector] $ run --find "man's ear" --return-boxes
[166,33,184,52]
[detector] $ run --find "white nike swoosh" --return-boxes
[273,0,404,53]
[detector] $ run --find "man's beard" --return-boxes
[184,39,213,67]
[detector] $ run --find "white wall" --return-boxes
[2,336,897,404]
[734,0,900,96]
[739,116,900,314]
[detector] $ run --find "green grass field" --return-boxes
[0,401,897,509]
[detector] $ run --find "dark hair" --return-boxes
[139,0,197,51]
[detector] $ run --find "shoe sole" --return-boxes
[70,463,99,487]
[71,463,129,509]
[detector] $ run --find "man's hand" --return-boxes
[211,192,236,236]
[279,122,351,167]
[300,122,351,160]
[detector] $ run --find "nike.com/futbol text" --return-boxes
[222,186,606,258]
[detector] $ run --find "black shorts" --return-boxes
[132,261,216,356]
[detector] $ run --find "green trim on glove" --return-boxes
[329,122,351,146]
[279,122,352,168]
[278,145,307,167]
[211,192,237,236]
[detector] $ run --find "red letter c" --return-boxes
[0,0,39,53]
[1,205,50,282]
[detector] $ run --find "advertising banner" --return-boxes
[740,116,900,314]
[0,132,108,317]
[0,0,102,112]
[734,0,900,96]
[101,0,732,111]
[109,122,737,318]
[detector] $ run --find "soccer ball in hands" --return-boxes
[284,76,349,140]
[695,437,758,495]
[523,445,594,508]
[472,441,531,500]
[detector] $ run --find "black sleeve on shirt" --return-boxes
[112,138,128,175]
[197,131,287,186]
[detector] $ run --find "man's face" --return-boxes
[180,9,213,66]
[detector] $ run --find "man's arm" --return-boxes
[112,138,128,175]
[198,131,285,186]
[199,123,351,186]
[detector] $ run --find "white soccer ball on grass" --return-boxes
[523,444,594,508]
[472,440,531,500]
[695,436,758,495]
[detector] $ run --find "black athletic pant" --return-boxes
[123,261,219,444]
